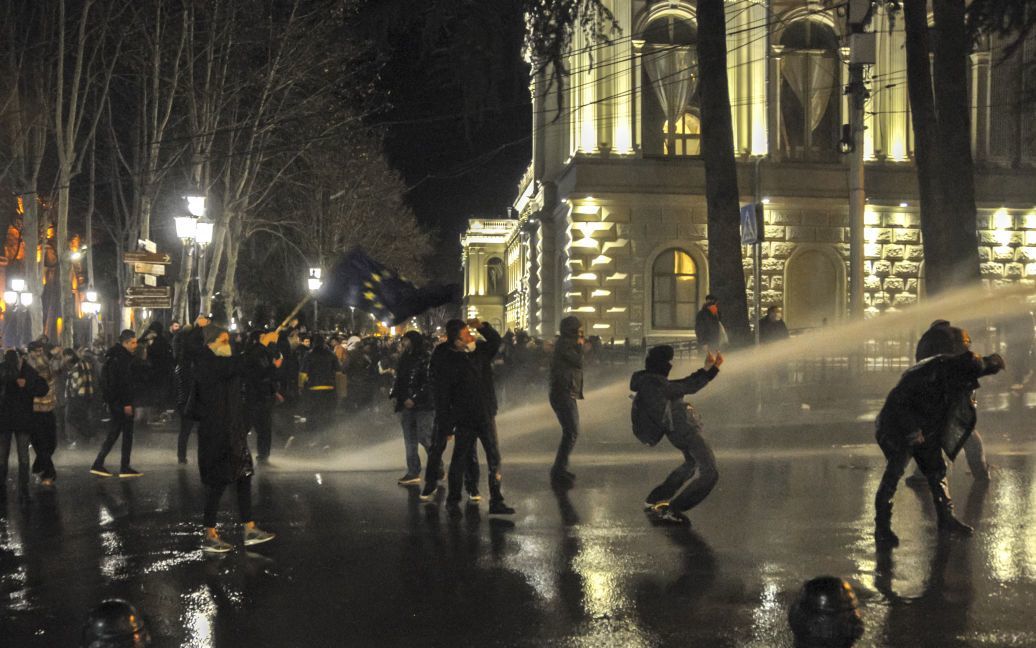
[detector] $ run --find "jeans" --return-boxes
[251,401,274,460]
[30,411,57,481]
[400,409,433,476]
[0,431,31,495]
[549,392,579,473]
[178,412,197,462]
[423,424,480,492]
[94,406,134,471]
[875,424,953,526]
[647,430,719,513]
[204,476,253,527]
[448,421,503,504]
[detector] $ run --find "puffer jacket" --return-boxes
[391,346,433,412]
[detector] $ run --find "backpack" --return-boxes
[631,380,673,446]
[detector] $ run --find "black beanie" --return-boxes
[645,345,675,374]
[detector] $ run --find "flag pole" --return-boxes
[277,294,314,333]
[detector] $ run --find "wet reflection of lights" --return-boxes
[749,567,785,646]
[100,530,128,580]
[99,506,114,527]
[574,542,629,619]
[182,586,218,648]
[0,521,31,611]
[315,473,323,486]
[986,470,1033,582]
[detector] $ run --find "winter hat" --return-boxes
[445,319,466,343]
[559,316,582,337]
[203,325,227,346]
[645,345,675,375]
[403,330,424,352]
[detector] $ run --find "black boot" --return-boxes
[874,501,899,548]
[934,482,973,537]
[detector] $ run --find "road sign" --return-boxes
[123,250,172,265]
[137,238,157,253]
[143,275,157,287]
[133,263,166,276]
[126,286,171,298]
[125,296,172,309]
[740,203,764,245]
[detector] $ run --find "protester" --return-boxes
[873,349,1005,546]
[194,326,275,553]
[694,294,726,352]
[759,306,790,344]
[142,321,174,422]
[244,330,283,465]
[421,319,513,514]
[631,346,723,524]
[63,348,95,446]
[390,331,434,485]
[549,315,586,485]
[299,334,341,436]
[26,341,60,486]
[1001,303,1034,390]
[91,330,142,478]
[274,328,301,450]
[173,316,208,465]
[0,350,48,504]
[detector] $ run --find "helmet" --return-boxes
[80,599,151,648]
[788,577,863,647]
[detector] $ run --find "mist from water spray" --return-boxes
[302,283,1034,472]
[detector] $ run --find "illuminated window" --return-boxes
[486,258,505,296]
[779,19,840,160]
[663,111,701,156]
[652,248,698,329]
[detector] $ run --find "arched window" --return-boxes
[652,248,698,329]
[486,257,505,296]
[779,19,840,160]
[641,14,699,157]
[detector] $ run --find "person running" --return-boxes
[421,319,513,515]
[874,349,1004,547]
[631,345,723,524]
[91,330,143,478]
[549,316,586,486]
[0,350,48,505]
[194,326,275,553]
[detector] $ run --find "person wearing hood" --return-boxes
[194,326,275,553]
[905,321,991,484]
[873,348,1005,547]
[299,334,342,435]
[391,331,434,484]
[421,318,513,515]
[0,349,48,504]
[92,330,143,478]
[694,294,727,352]
[549,315,587,485]
[630,345,723,524]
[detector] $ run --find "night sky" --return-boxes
[366,10,533,281]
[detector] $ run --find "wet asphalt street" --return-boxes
[2,388,1035,647]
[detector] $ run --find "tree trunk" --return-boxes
[21,195,45,340]
[695,0,750,342]
[56,169,75,347]
[220,214,242,318]
[903,0,950,294]
[931,0,981,287]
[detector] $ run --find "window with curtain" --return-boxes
[779,19,840,160]
[486,258,505,296]
[652,248,698,329]
[641,15,699,157]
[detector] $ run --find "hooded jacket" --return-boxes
[550,316,584,399]
[694,305,722,348]
[877,351,1004,459]
[630,365,718,448]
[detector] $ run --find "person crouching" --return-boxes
[194,326,275,553]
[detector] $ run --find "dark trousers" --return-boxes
[0,431,31,494]
[647,431,719,512]
[65,397,93,443]
[448,421,503,504]
[250,401,274,459]
[423,425,480,492]
[178,412,197,462]
[203,476,253,527]
[30,411,57,481]
[306,390,337,434]
[94,406,134,471]
[549,392,579,473]
[875,427,952,525]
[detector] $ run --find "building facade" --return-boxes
[461,0,1036,341]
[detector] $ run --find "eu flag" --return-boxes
[316,247,460,325]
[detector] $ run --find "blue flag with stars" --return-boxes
[316,247,461,325]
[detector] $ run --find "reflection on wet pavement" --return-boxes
[2,422,1035,647]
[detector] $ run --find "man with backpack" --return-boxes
[91,330,142,478]
[630,345,723,524]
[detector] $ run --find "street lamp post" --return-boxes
[176,194,211,321]
[4,278,34,348]
[307,267,322,330]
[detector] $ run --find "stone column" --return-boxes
[970,49,991,163]
[769,44,784,161]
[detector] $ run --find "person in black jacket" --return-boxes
[299,334,341,436]
[173,316,209,464]
[758,306,790,344]
[874,350,1005,547]
[549,315,586,485]
[694,294,725,352]
[91,330,143,478]
[420,319,513,514]
[0,350,48,504]
[390,331,434,485]
[631,346,723,524]
[195,326,275,553]
[244,330,283,465]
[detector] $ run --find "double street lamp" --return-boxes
[4,278,33,308]
[176,194,214,320]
